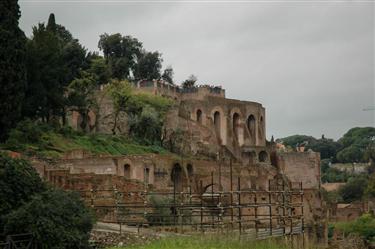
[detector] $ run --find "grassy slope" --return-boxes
[107,236,292,249]
[2,126,169,158]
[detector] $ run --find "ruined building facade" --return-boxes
[43,80,323,229]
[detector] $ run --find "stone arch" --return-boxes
[211,107,226,145]
[171,163,186,192]
[258,151,268,163]
[258,115,264,142]
[187,164,194,178]
[230,108,244,146]
[233,113,240,140]
[144,167,150,184]
[196,109,203,124]
[214,111,221,133]
[124,164,131,179]
[246,114,256,145]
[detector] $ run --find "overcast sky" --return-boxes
[19,0,374,140]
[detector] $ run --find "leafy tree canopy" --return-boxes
[0,153,45,230]
[0,0,27,141]
[337,127,375,163]
[338,175,368,203]
[4,189,93,249]
[162,66,174,84]
[23,13,87,123]
[98,33,142,79]
[277,135,341,160]
[66,71,98,131]
[134,51,163,80]
[0,153,94,247]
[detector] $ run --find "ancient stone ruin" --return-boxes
[35,80,325,244]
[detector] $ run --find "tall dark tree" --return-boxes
[23,13,86,123]
[98,33,142,79]
[23,23,65,122]
[134,51,163,80]
[0,0,27,141]
[162,66,174,84]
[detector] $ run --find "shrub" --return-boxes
[335,213,375,241]
[0,153,45,231]
[338,175,368,202]
[4,189,94,249]
[5,119,49,151]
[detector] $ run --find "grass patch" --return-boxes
[107,235,292,249]
[2,120,170,158]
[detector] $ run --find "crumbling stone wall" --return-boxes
[276,151,322,225]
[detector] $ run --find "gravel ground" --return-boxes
[90,230,161,248]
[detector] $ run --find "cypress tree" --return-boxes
[0,0,27,141]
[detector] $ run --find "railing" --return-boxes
[0,234,36,249]
[78,171,305,240]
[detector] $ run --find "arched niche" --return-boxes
[171,163,186,192]
[196,109,203,124]
[211,107,227,145]
[258,151,268,163]
[144,167,150,184]
[258,115,264,143]
[124,164,131,179]
[246,115,256,145]
[187,164,193,178]
[230,109,244,146]
[233,113,240,140]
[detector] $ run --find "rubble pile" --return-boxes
[90,230,160,248]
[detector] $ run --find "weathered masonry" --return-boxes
[41,80,324,244]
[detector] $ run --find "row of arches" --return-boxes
[195,108,264,146]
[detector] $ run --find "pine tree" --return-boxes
[0,0,27,141]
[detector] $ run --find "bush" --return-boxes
[338,175,368,202]
[0,153,94,248]
[0,153,45,231]
[335,213,375,241]
[4,189,94,249]
[321,167,349,183]
[5,119,50,151]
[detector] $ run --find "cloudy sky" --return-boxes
[19,0,374,140]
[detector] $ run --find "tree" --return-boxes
[134,51,163,80]
[339,176,368,202]
[182,74,197,89]
[24,23,66,122]
[365,174,375,199]
[309,138,341,160]
[62,39,87,85]
[0,0,27,141]
[162,66,174,84]
[0,153,45,230]
[106,79,136,134]
[277,135,316,148]
[87,56,110,85]
[128,105,162,145]
[66,72,97,131]
[23,13,87,124]
[337,127,375,163]
[4,189,93,249]
[98,33,142,79]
